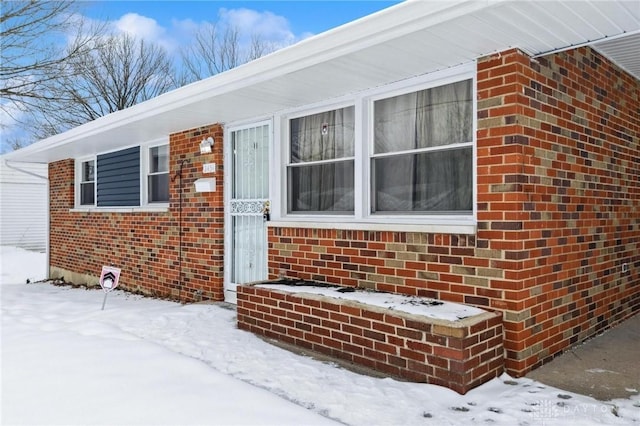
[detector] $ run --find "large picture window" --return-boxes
[279,65,475,229]
[288,106,355,213]
[147,145,169,203]
[371,79,473,214]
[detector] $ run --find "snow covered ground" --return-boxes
[1,246,638,425]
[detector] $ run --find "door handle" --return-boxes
[262,201,271,222]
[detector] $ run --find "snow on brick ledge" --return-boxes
[237,282,504,394]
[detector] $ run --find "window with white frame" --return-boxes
[75,142,169,208]
[371,79,473,214]
[147,144,169,203]
[282,69,474,225]
[79,160,95,206]
[287,105,355,214]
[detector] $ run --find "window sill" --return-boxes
[267,219,476,235]
[70,205,169,213]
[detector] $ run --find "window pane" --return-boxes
[232,125,269,199]
[148,173,169,202]
[82,160,94,182]
[150,145,169,173]
[372,148,472,213]
[288,161,354,213]
[374,79,472,154]
[290,106,355,163]
[80,182,94,205]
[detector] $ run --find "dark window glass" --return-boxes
[288,106,355,214]
[80,160,95,205]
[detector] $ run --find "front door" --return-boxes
[224,122,271,302]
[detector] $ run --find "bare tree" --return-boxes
[0,1,99,121]
[2,5,277,147]
[248,33,274,63]
[179,23,275,84]
[27,33,177,138]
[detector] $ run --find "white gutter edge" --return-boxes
[3,0,494,161]
[3,159,48,180]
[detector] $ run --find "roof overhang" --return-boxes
[4,0,639,164]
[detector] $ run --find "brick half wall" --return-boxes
[237,284,504,394]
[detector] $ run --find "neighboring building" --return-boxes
[4,0,638,384]
[0,159,48,251]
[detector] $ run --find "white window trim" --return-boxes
[142,141,170,206]
[75,156,96,208]
[70,206,170,213]
[73,137,169,211]
[267,220,476,235]
[284,102,357,216]
[273,62,477,234]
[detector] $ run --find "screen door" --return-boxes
[224,122,270,302]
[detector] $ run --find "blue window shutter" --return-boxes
[97,147,140,207]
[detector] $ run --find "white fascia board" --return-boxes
[104,1,492,119]
[7,0,638,164]
[4,0,489,163]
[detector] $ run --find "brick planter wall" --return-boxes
[237,284,504,394]
[48,124,225,302]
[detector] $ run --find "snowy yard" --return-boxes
[1,246,638,425]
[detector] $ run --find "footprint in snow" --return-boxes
[557,394,572,399]
[450,406,470,412]
[488,407,502,414]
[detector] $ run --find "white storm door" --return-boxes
[224,122,270,302]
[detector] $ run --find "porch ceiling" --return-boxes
[5,0,639,164]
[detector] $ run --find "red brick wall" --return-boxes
[268,47,640,376]
[477,47,639,374]
[268,229,493,304]
[48,124,225,302]
[47,45,638,377]
[237,284,504,394]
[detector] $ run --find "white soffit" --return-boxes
[5,0,639,163]
[591,32,640,79]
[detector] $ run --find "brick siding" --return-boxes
[268,47,640,376]
[47,45,638,379]
[237,284,504,394]
[48,124,225,302]
[478,47,639,374]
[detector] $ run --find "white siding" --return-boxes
[0,160,48,251]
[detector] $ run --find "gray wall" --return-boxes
[0,160,48,251]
